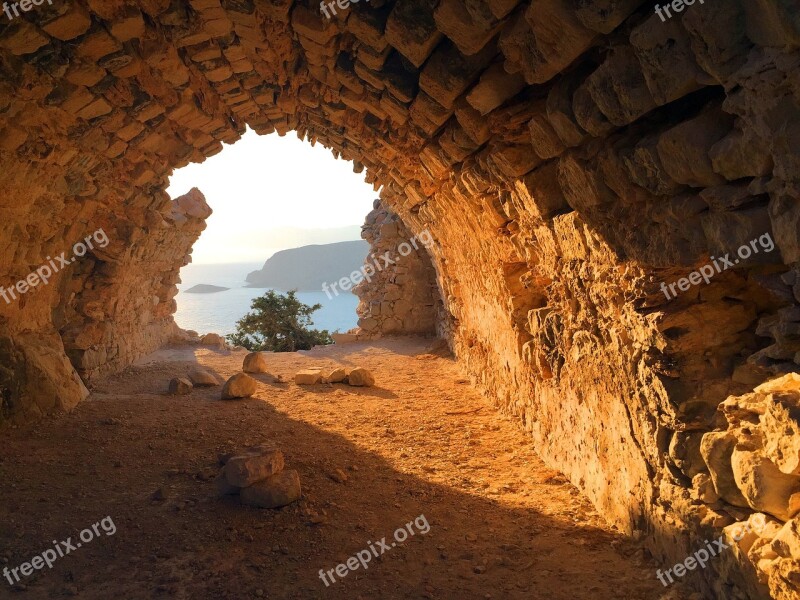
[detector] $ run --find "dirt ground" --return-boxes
[0,337,670,599]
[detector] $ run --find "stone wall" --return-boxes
[354,201,438,337]
[1,1,800,597]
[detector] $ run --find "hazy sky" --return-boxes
[167,129,377,264]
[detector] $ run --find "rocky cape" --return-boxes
[245,240,369,292]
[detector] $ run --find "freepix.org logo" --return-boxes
[3,0,53,21]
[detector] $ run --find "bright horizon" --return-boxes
[166,128,377,265]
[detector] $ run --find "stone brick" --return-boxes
[42,4,93,41]
[582,47,657,128]
[385,0,443,68]
[656,106,734,188]
[630,14,706,106]
[419,40,496,110]
[109,8,147,42]
[502,0,596,85]
[434,0,505,56]
[466,62,526,116]
[0,21,49,55]
[574,0,643,34]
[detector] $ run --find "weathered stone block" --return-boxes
[583,47,657,127]
[466,62,526,116]
[385,0,442,68]
[240,469,301,508]
[224,449,284,487]
[656,107,734,188]
[42,4,93,41]
[630,14,705,106]
[294,369,322,385]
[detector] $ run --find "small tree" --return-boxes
[227,290,333,352]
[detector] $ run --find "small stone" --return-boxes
[322,367,347,383]
[240,469,302,509]
[168,377,193,395]
[346,367,375,387]
[328,468,348,483]
[151,488,167,502]
[295,369,322,385]
[224,449,285,487]
[188,368,219,387]
[221,373,257,399]
[243,352,271,374]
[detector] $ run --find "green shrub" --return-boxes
[226,290,333,352]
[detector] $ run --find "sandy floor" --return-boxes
[0,337,669,599]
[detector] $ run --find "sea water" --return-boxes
[174,262,359,337]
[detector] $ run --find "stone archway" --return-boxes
[1,1,800,597]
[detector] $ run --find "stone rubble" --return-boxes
[216,446,300,509]
[667,374,800,599]
[294,366,375,387]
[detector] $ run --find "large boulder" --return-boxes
[242,352,270,374]
[221,373,257,399]
[0,333,89,424]
[240,470,302,509]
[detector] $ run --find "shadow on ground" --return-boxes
[0,340,666,599]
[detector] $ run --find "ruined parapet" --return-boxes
[353,201,438,338]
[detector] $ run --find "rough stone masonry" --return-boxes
[0,1,799,598]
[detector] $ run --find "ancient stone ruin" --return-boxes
[1,0,800,597]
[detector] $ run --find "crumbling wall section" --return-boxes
[354,201,438,337]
